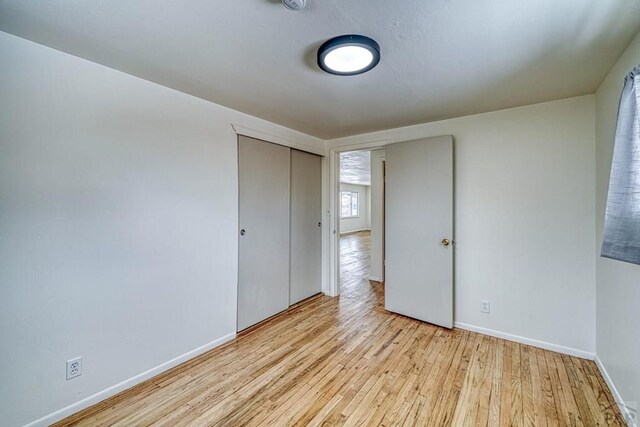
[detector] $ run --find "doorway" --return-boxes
[332,136,454,329]
[338,150,383,297]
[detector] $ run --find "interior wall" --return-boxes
[369,149,386,282]
[595,30,640,422]
[329,95,597,356]
[366,186,371,231]
[339,183,370,234]
[0,32,325,427]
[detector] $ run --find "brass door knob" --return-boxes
[441,238,450,247]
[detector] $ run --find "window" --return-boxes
[340,191,359,218]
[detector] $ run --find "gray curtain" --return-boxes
[602,64,640,265]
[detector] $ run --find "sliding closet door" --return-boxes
[290,149,322,305]
[238,136,290,331]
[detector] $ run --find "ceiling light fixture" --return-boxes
[317,34,380,76]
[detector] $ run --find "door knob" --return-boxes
[240,229,246,236]
[441,238,450,247]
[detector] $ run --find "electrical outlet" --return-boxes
[481,300,490,314]
[66,357,82,380]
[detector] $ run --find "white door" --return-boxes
[384,136,454,328]
[290,149,322,304]
[238,135,290,331]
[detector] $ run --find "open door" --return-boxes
[384,136,453,328]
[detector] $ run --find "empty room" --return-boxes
[1,1,640,426]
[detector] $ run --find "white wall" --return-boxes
[0,32,325,427]
[330,96,597,357]
[367,186,371,232]
[369,149,385,282]
[339,183,370,234]
[595,30,640,423]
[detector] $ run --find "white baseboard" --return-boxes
[368,276,381,282]
[453,321,595,360]
[24,332,237,427]
[595,355,638,426]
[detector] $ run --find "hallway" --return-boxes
[340,230,376,291]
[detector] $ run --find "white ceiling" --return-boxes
[340,151,371,186]
[1,1,639,139]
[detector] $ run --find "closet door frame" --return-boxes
[233,126,327,333]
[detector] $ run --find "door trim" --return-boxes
[328,144,388,297]
[232,124,326,156]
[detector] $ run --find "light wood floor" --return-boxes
[56,230,625,426]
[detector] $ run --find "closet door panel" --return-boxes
[290,149,322,305]
[238,136,290,331]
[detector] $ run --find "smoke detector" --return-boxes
[283,0,306,11]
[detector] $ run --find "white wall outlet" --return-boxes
[66,356,82,380]
[481,300,490,314]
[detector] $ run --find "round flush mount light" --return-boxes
[317,34,380,76]
[282,0,306,11]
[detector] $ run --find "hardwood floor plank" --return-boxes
[535,347,560,425]
[511,342,524,426]
[569,357,606,426]
[428,330,474,425]
[521,344,537,426]
[450,332,484,425]
[460,334,493,426]
[499,339,514,426]
[579,358,627,425]
[488,338,504,426]
[527,345,547,427]
[54,231,625,427]
[475,336,497,426]
[553,352,583,426]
